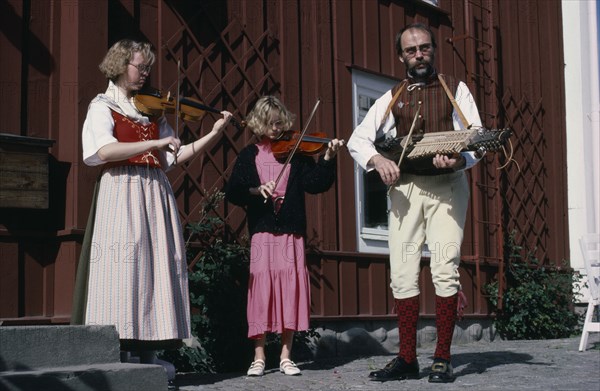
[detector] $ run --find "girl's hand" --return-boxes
[324,138,345,161]
[254,181,276,199]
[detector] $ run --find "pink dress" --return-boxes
[246,142,311,338]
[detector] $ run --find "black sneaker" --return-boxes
[428,358,456,383]
[368,357,419,382]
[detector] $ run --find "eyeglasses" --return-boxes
[129,62,152,74]
[402,43,433,57]
[269,120,284,127]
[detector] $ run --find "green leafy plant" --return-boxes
[159,190,252,373]
[485,231,582,340]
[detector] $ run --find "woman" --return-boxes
[73,39,231,388]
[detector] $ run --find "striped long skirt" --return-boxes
[84,165,191,342]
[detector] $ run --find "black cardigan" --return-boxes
[225,144,337,237]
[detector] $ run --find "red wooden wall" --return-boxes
[0,0,568,324]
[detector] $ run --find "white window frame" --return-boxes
[351,69,397,254]
[351,69,433,257]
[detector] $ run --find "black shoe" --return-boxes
[368,357,419,382]
[428,358,456,383]
[167,379,178,390]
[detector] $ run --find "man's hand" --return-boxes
[432,153,466,170]
[369,154,400,186]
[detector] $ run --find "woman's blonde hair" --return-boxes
[245,96,296,137]
[98,39,155,81]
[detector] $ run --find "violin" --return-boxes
[132,87,247,130]
[271,130,332,159]
[132,88,173,117]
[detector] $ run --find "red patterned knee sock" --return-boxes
[434,294,458,361]
[395,296,420,363]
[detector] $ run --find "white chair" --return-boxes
[578,233,600,352]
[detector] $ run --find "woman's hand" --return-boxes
[210,111,233,135]
[324,138,345,161]
[156,135,181,155]
[175,112,232,165]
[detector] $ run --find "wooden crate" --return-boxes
[0,134,55,209]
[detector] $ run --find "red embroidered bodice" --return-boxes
[109,110,161,168]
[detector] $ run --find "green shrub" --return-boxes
[159,190,252,373]
[485,231,582,340]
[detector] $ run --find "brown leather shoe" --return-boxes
[368,357,419,382]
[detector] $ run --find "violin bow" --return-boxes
[173,59,181,165]
[396,105,420,168]
[386,105,420,195]
[264,98,322,203]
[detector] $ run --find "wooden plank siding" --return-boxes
[0,0,568,324]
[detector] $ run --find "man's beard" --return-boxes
[408,62,434,79]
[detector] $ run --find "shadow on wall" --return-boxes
[0,2,56,76]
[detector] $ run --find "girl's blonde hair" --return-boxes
[245,96,296,137]
[99,39,155,81]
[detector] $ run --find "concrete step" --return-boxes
[0,325,120,370]
[0,325,169,391]
[0,363,167,391]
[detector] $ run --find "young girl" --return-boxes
[72,39,231,389]
[226,96,344,376]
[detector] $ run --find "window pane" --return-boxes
[363,170,388,229]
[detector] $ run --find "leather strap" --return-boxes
[379,80,408,129]
[437,73,470,129]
